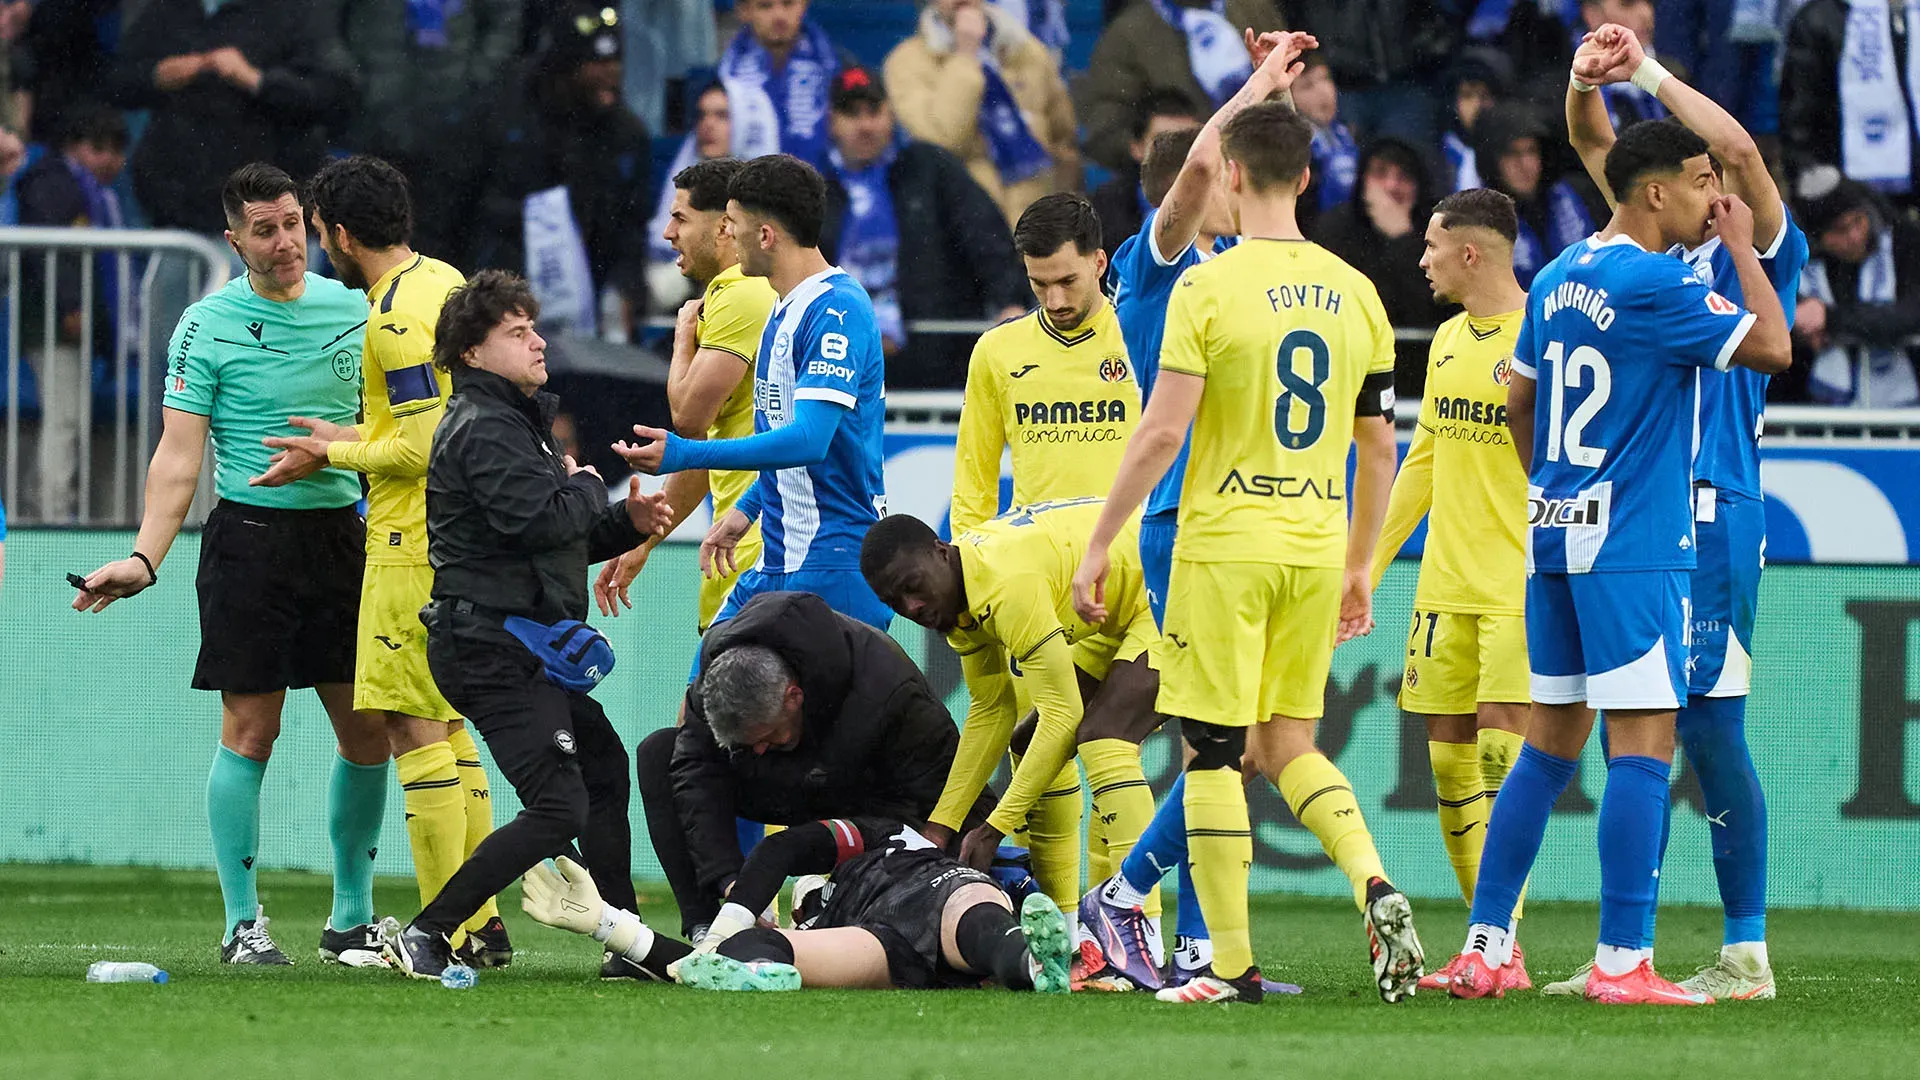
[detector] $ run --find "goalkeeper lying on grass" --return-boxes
[522,817,1074,992]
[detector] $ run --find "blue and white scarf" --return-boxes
[647,79,783,265]
[1311,122,1359,211]
[1729,0,1782,43]
[1148,0,1252,106]
[979,52,1051,184]
[67,156,130,347]
[1601,81,1668,128]
[1443,130,1483,192]
[925,9,1052,185]
[989,0,1071,55]
[829,142,905,347]
[1465,0,1516,41]
[1840,0,1920,193]
[718,19,841,167]
[405,0,462,48]
[1512,181,1594,287]
[1804,227,1917,405]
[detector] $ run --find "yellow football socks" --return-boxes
[1478,727,1525,796]
[1025,759,1085,909]
[1278,752,1388,911]
[1086,802,1110,887]
[396,741,465,917]
[445,727,500,930]
[1478,727,1528,919]
[1082,738,1159,917]
[1429,740,1488,903]
[1183,767,1253,978]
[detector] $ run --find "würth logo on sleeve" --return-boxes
[1705,292,1738,316]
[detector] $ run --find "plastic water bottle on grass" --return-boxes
[87,962,168,984]
[440,964,477,989]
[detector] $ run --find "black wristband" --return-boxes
[130,551,158,586]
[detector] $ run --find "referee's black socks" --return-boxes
[954,903,1035,990]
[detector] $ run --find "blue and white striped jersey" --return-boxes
[751,266,888,573]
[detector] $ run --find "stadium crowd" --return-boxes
[0,2,1913,395]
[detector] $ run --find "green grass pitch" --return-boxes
[2,866,1916,1080]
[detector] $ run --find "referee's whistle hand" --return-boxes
[71,559,149,612]
[612,425,670,474]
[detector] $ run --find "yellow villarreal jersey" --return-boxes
[699,263,778,515]
[946,498,1146,662]
[949,303,1139,533]
[345,254,463,565]
[1163,240,1396,568]
[1412,309,1527,614]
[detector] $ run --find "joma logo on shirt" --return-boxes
[1014,399,1128,425]
[1216,470,1342,499]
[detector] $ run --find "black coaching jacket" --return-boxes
[672,590,989,893]
[424,366,648,630]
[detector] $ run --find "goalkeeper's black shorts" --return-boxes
[820,848,998,989]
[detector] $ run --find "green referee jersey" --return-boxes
[162,273,367,509]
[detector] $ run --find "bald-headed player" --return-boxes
[254,155,508,967]
[1369,188,1532,992]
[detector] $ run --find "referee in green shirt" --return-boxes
[73,164,392,968]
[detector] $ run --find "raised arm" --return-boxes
[1155,30,1314,259]
[1577,24,1783,245]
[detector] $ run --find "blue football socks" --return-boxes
[1598,754,1672,950]
[1679,695,1768,945]
[1116,775,1209,940]
[1468,743,1579,930]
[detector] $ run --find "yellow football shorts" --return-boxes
[1072,598,1159,682]
[1155,559,1342,725]
[1398,609,1530,715]
[356,563,459,720]
[697,520,764,632]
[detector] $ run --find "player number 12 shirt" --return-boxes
[1514,234,1756,575]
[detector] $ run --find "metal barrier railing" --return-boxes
[10,277,1914,526]
[0,227,232,526]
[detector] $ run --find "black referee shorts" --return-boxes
[192,499,364,693]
